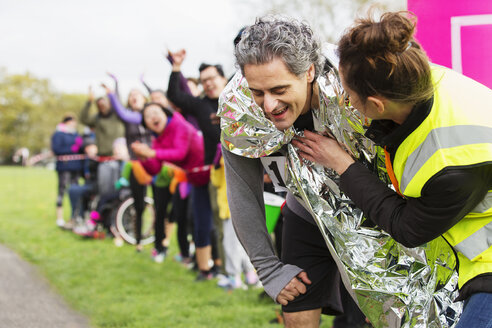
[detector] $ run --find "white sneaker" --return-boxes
[154,253,165,263]
[56,218,65,227]
[113,237,124,247]
[151,249,166,263]
[154,253,166,263]
[217,274,230,288]
[245,271,262,288]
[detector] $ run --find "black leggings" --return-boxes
[129,172,147,245]
[152,185,172,253]
[170,188,192,258]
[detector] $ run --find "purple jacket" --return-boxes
[141,112,209,186]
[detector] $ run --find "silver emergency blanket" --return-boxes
[218,68,463,327]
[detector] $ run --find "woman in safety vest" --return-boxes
[292,11,492,328]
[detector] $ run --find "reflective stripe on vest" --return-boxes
[454,220,492,260]
[391,66,492,287]
[400,126,492,193]
[472,191,492,213]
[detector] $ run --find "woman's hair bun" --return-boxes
[337,11,433,104]
[353,11,416,57]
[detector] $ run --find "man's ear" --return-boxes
[367,95,385,114]
[306,64,315,83]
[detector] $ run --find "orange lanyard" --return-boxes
[384,147,404,197]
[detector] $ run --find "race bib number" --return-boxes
[261,156,288,192]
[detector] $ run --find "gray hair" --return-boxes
[235,15,323,79]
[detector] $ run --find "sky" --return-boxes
[0,0,255,97]
[0,0,404,98]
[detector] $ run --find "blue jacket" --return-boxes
[51,123,83,172]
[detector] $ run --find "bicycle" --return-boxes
[114,195,155,245]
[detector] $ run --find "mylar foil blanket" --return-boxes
[218,68,462,328]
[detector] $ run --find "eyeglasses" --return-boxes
[200,75,219,84]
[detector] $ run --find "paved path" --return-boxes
[0,244,90,328]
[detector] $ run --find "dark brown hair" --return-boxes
[337,11,433,104]
[141,102,174,129]
[62,112,76,123]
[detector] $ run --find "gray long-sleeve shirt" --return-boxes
[223,147,312,301]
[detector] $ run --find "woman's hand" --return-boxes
[106,71,117,82]
[131,141,155,160]
[100,83,112,95]
[291,130,355,175]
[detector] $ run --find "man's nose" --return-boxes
[204,79,213,87]
[263,94,278,113]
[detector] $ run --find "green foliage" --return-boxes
[0,68,86,163]
[0,166,335,328]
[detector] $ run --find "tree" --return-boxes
[233,0,406,42]
[0,68,86,163]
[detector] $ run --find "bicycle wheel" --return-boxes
[115,196,155,245]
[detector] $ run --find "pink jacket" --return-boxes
[141,112,209,186]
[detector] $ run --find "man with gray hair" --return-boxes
[220,16,367,327]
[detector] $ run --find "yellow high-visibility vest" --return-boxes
[391,65,492,288]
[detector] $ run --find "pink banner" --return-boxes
[408,0,492,88]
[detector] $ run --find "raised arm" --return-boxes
[140,73,153,95]
[79,86,97,127]
[107,72,121,101]
[166,49,203,116]
[166,52,193,94]
[101,83,142,124]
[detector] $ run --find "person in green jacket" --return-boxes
[79,86,124,157]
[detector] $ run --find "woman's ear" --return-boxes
[366,96,385,114]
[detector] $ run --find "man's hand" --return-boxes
[88,86,94,102]
[168,49,186,71]
[276,272,312,306]
[131,141,155,160]
[292,130,355,175]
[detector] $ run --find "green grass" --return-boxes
[0,166,334,327]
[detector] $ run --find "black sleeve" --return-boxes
[167,71,202,117]
[340,162,492,247]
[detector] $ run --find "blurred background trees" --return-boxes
[0,68,85,164]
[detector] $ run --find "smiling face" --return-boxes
[244,57,315,131]
[199,66,227,99]
[96,98,111,115]
[143,104,168,134]
[128,89,146,111]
